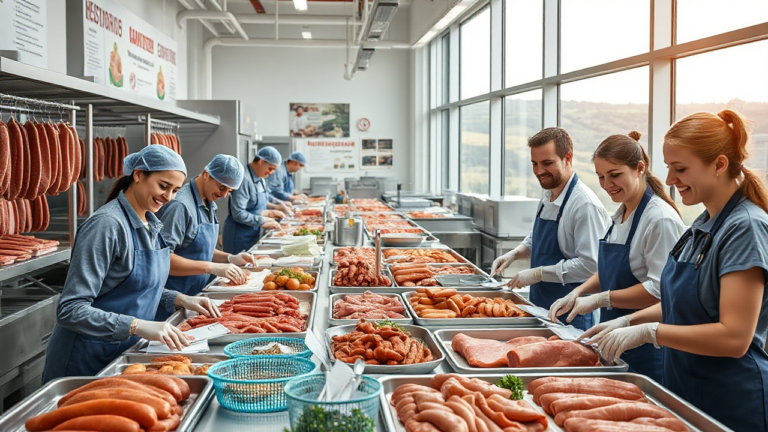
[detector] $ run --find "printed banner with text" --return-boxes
[82,0,177,101]
[304,140,358,173]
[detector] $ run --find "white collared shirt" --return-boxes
[605,194,686,298]
[523,172,611,284]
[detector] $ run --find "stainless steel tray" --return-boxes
[259,230,327,245]
[434,327,628,374]
[329,268,397,293]
[248,251,323,269]
[325,324,444,374]
[402,290,542,327]
[365,227,440,244]
[203,268,321,292]
[378,373,730,432]
[359,212,407,221]
[97,354,230,376]
[0,376,214,432]
[364,219,422,231]
[379,234,428,247]
[382,246,469,264]
[328,292,413,326]
[406,213,476,232]
[330,246,378,266]
[390,263,495,290]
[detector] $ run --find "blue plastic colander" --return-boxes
[207,356,315,413]
[224,337,312,359]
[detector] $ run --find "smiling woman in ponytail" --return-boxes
[548,130,686,382]
[582,110,768,432]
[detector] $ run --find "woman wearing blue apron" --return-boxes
[586,111,768,432]
[43,145,220,383]
[268,151,308,203]
[493,127,610,332]
[222,146,285,254]
[156,155,253,320]
[550,132,685,382]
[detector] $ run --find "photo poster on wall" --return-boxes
[0,0,47,69]
[82,0,178,101]
[301,139,359,173]
[361,139,394,169]
[289,103,350,138]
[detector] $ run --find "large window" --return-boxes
[560,0,650,73]
[460,7,491,99]
[560,67,650,212]
[675,40,768,224]
[677,0,768,44]
[505,0,543,87]
[460,101,490,194]
[441,33,450,105]
[441,109,450,190]
[504,90,542,197]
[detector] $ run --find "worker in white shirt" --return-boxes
[291,106,310,136]
[491,127,610,331]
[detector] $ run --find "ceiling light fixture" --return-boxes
[302,26,312,39]
[413,0,479,47]
[293,0,308,12]
[354,47,376,71]
[363,0,399,42]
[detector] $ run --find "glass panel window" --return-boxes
[675,41,768,224]
[460,7,491,99]
[442,33,450,105]
[677,0,768,44]
[505,0,543,87]
[504,90,542,197]
[560,0,650,73]
[441,109,450,190]
[460,101,490,194]
[560,67,650,213]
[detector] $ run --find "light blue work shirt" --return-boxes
[228,164,266,227]
[56,191,179,341]
[158,178,217,250]
[268,162,293,201]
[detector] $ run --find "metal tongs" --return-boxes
[374,228,382,278]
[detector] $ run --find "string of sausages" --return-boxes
[150,132,181,155]
[87,135,130,182]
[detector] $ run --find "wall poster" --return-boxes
[0,0,47,69]
[361,139,393,169]
[304,139,358,173]
[289,103,350,138]
[82,0,177,101]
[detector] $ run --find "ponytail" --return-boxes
[106,174,136,203]
[593,131,680,215]
[666,110,768,213]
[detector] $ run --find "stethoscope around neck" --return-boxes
[670,229,713,270]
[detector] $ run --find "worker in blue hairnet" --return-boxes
[155,154,253,320]
[222,146,286,254]
[268,151,308,203]
[43,145,220,382]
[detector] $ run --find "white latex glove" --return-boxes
[262,210,286,219]
[549,291,579,322]
[295,193,308,202]
[598,322,660,362]
[133,320,190,351]
[579,316,630,345]
[209,263,247,285]
[507,267,543,289]
[176,294,222,318]
[228,252,255,266]
[490,245,529,276]
[567,291,611,323]
[262,218,281,230]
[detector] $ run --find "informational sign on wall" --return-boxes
[82,0,177,101]
[303,139,358,173]
[361,139,394,169]
[0,0,47,69]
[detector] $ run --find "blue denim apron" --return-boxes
[43,199,170,382]
[223,167,268,254]
[661,190,768,431]
[530,173,593,331]
[598,186,663,382]
[156,181,218,320]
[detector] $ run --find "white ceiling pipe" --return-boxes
[177,0,221,37]
[235,14,361,26]
[202,37,410,98]
[205,0,237,34]
[177,10,249,39]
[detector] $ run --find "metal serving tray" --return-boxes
[358,212,407,221]
[204,268,320,292]
[406,213,475,232]
[382,246,469,264]
[378,373,730,432]
[328,292,413,326]
[433,327,628,374]
[329,268,397,293]
[0,376,214,432]
[379,234,428,247]
[402,290,542,327]
[248,251,322,269]
[97,354,229,376]
[259,230,327,245]
[325,324,444,374]
[365,227,440,244]
[390,263,494,290]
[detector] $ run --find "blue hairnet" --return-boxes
[123,144,187,176]
[205,154,244,189]
[256,146,282,166]
[288,151,307,165]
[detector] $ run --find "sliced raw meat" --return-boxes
[507,340,600,368]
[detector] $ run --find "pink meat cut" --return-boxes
[451,333,548,368]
